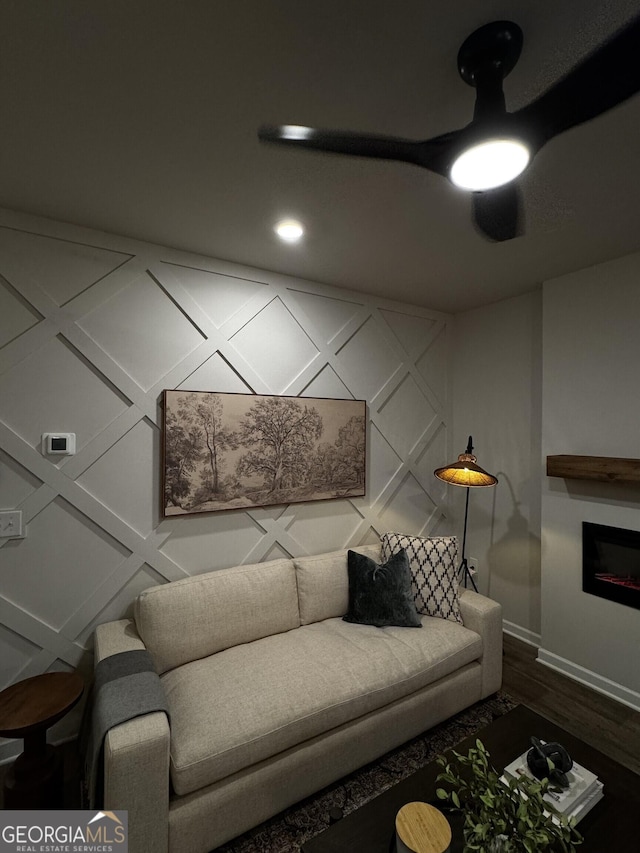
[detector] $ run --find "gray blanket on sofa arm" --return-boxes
[80,649,170,808]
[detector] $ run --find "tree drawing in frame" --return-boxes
[162,391,366,516]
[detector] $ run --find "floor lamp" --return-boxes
[434,436,498,592]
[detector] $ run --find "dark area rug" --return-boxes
[213,691,517,853]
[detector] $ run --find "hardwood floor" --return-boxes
[502,633,640,776]
[2,633,639,809]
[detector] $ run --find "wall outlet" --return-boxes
[0,510,24,539]
[467,557,479,576]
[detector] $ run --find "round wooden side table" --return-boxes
[0,671,84,808]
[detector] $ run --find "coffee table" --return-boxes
[302,705,640,852]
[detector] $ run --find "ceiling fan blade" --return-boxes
[472,183,522,241]
[515,14,640,145]
[258,124,459,178]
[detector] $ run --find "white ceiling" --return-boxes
[3,0,640,313]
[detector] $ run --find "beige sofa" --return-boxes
[94,544,503,853]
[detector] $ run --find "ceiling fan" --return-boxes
[258,16,640,242]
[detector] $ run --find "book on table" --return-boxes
[566,780,603,824]
[502,744,603,823]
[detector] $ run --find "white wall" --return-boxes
[0,208,453,758]
[452,290,543,645]
[540,251,640,709]
[451,253,640,711]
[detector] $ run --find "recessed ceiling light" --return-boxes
[275,219,304,243]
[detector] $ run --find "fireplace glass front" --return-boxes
[582,521,640,611]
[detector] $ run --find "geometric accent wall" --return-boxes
[0,208,451,756]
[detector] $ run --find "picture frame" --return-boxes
[162,390,366,516]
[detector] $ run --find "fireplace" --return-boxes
[583,522,640,611]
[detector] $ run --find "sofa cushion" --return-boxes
[294,544,381,624]
[162,615,482,795]
[134,559,300,674]
[381,532,462,623]
[343,549,422,628]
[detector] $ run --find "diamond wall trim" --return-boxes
[0,207,452,760]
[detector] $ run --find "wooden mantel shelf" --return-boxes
[546,455,640,483]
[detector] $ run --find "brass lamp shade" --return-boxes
[434,437,498,488]
[434,453,498,487]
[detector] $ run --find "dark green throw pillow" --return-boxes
[343,548,422,628]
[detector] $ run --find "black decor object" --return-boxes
[343,549,422,628]
[258,14,640,242]
[526,736,573,788]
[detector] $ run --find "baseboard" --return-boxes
[502,620,541,648]
[537,648,640,713]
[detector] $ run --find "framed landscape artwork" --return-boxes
[162,390,366,516]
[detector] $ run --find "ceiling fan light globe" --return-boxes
[450,138,530,191]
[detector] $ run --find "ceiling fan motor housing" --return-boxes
[457,21,524,88]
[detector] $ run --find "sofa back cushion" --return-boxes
[294,544,381,624]
[135,559,300,674]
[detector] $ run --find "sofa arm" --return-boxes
[458,590,503,698]
[94,619,170,853]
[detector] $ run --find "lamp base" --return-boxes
[459,557,478,592]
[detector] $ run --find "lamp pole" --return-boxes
[460,484,478,591]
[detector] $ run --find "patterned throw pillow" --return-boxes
[380,532,462,623]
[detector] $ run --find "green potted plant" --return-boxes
[435,739,582,852]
